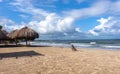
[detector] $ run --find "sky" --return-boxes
[0,0,120,40]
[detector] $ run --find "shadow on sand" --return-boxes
[0,51,44,59]
[0,44,23,48]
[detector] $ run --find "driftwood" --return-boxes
[71,44,77,51]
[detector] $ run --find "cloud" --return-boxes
[32,0,58,8]
[9,0,75,34]
[0,18,25,32]
[10,0,49,18]
[0,0,3,2]
[4,25,25,32]
[0,18,14,25]
[110,1,120,14]
[89,17,120,36]
[7,0,120,39]
[75,27,81,33]
[19,14,29,19]
[64,0,120,19]
[76,0,85,3]
[64,1,110,19]
[28,13,74,34]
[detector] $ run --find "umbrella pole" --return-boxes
[28,40,30,46]
[25,38,28,46]
[15,39,17,46]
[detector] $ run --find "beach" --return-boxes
[0,46,120,74]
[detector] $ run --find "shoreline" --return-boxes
[1,44,120,51]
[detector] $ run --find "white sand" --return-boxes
[0,47,120,74]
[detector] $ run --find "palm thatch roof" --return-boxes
[0,30,9,40]
[7,30,19,39]
[17,26,39,40]
[17,26,39,46]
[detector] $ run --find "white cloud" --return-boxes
[75,28,81,33]
[64,0,120,19]
[28,13,74,34]
[109,1,120,14]
[89,17,120,36]
[9,0,75,34]
[4,25,25,31]
[8,0,120,36]
[63,33,68,36]
[0,18,25,32]
[64,1,110,19]
[32,0,58,8]
[0,18,14,25]
[10,0,49,17]
[19,14,29,19]
[0,0,3,2]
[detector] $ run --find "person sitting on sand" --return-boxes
[71,44,77,51]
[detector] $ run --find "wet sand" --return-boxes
[0,46,120,74]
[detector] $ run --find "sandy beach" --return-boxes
[0,46,120,74]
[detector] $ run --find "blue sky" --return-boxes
[0,0,120,40]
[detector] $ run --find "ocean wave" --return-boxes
[19,41,120,49]
[101,45,120,49]
[71,43,92,47]
[31,42,70,47]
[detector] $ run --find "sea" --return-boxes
[26,39,120,50]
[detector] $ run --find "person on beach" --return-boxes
[71,44,77,51]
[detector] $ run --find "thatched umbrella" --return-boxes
[0,29,10,44]
[0,30,9,40]
[0,30,7,40]
[0,25,8,40]
[7,30,19,45]
[7,30,19,39]
[17,26,39,46]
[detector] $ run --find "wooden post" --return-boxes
[25,38,28,46]
[15,39,17,46]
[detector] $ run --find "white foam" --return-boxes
[71,43,92,47]
[31,42,70,47]
[90,42,96,45]
[20,41,120,49]
[102,45,120,49]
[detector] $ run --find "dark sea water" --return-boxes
[29,39,120,50]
